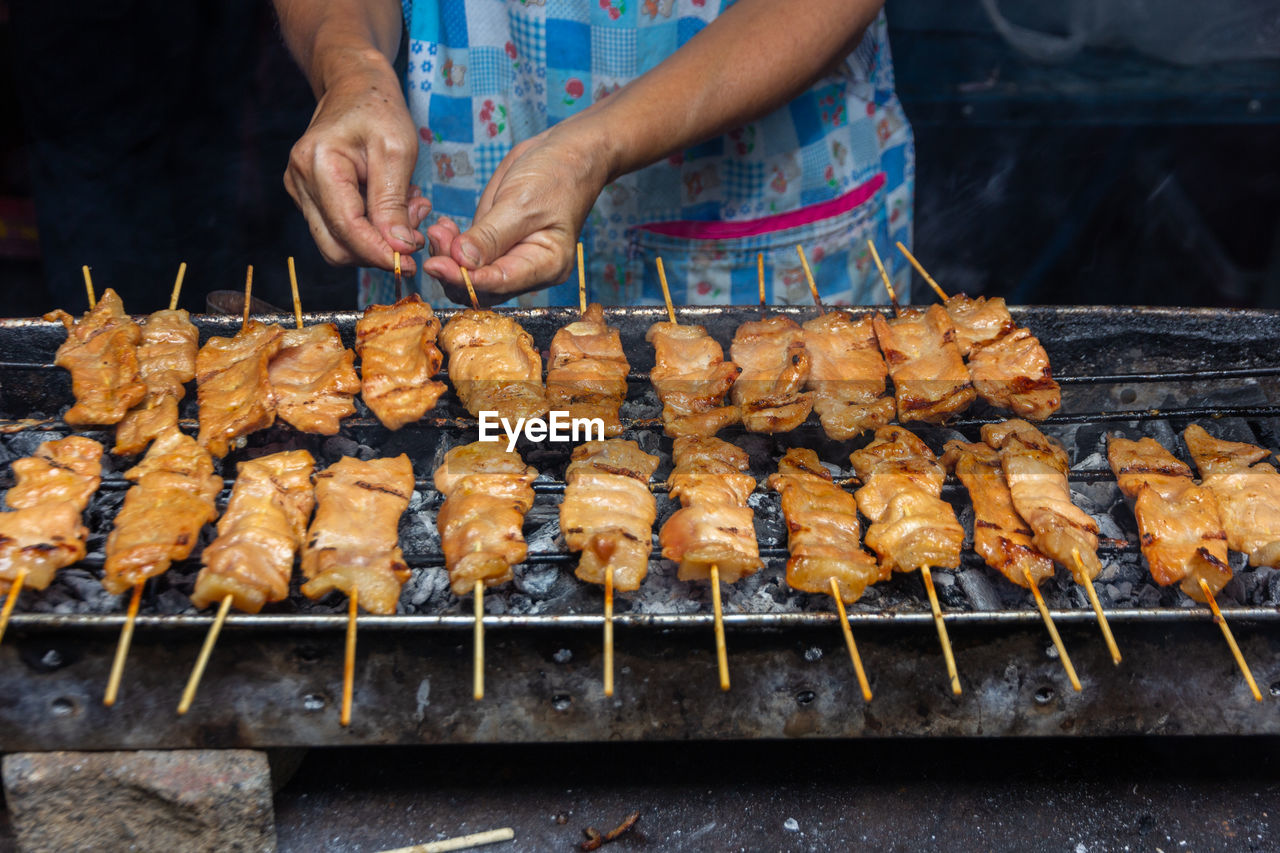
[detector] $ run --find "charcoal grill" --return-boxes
[0,304,1278,748]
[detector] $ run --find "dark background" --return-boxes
[0,1,1277,315]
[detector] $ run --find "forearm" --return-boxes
[272,0,404,97]
[579,0,884,181]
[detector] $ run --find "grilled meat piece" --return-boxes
[195,320,284,457]
[802,311,895,441]
[941,440,1054,588]
[645,321,741,437]
[45,289,147,425]
[439,309,548,422]
[104,429,221,595]
[850,426,963,573]
[982,419,1101,582]
[435,441,538,596]
[942,294,1014,358]
[301,454,414,614]
[1184,424,1280,567]
[355,294,447,430]
[872,305,975,424]
[547,303,629,436]
[193,449,316,613]
[268,324,361,435]
[729,315,812,433]
[561,439,659,591]
[1108,434,1230,602]
[0,436,103,593]
[967,326,1061,421]
[660,436,761,583]
[114,307,199,455]
[767,447,885,603]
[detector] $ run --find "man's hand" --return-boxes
[423,118,612,306]
[283,50,430,273]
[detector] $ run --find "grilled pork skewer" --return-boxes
[942,440,1081,690]
[269,324,360,435]
[872,305,975,424]
[0,436,103,597]
[439,310,548,422]
[851,425,964,694]
[355,294,447,430]
[45,288,147,426]
[547,303,630,436]
[802,311,896,441]
[940,441,1054,588]
[1184,424,1280,568]
[561,439,659,592]
[114,299,199,456]
[195,271,285,458]
[434,441,538,595]
[768,448,884,602]
[660,434,761,690]
[1107,435,1231,603]
[646,320,741,437]
[729,314,812,433]
[301,454,414,615]
[192,449,316,613]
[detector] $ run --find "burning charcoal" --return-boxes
[514,560,561,598]
[321,435,362,461]
[956,569,1001,611]
[1136,584,1162,608]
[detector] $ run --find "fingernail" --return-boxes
[460,241,481,267]
[391,226,417,246]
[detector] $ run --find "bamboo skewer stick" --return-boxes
[710,564,729,691]
[0,569,29,646]
[1025,568,1082,692]
[866,240,900,316]
[461,267,479,311]
[473,580,485,701]
[829,577,872,702]
[393,251,403,300]
[341,588,359,725]
[177,593,233,714]
[1073,549,1122,665]
[920,566,961,695]
[242,266,254,327]
[795,245,823,315]
[1199,576,1262,702]
[104,582,143,706]
[170,262,187,311]
[656,257,676,324]
[895,241,949,302]
[288,256,303,329]
[604,564,615,697]
[376,827,516,853]
[578,242,587,315]
[757,252,766,318]
[82,266,96,309]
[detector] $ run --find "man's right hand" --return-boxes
[283,49,429,274]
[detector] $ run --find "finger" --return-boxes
[409,197,432,230]
[365,138,425,251]
[287,173,359,267]
[452,195,538,269]
[311,150,417,273]
[426,217,461,257]
[468,237,569,293]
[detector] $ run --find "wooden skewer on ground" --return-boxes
[895,242,950,303]
[920,566,962,696]
[375,826,516,853]
[795,245,823,314]
[342,588,359,725]
[829,577,872,702]
[170,262,188,311]
[1072,549,1122,665]
[655,260,729,689]
[473,579,485,701]
[865,240,901,316]
[1199,576,1262,702]
[0,569,29,646]
[81,265,96,309]
[1024,567,1082,692]
[103,582,143,706]
[177,594,233,715]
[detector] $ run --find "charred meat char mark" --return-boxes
[660,435,761,584]
[561,439,659,591]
